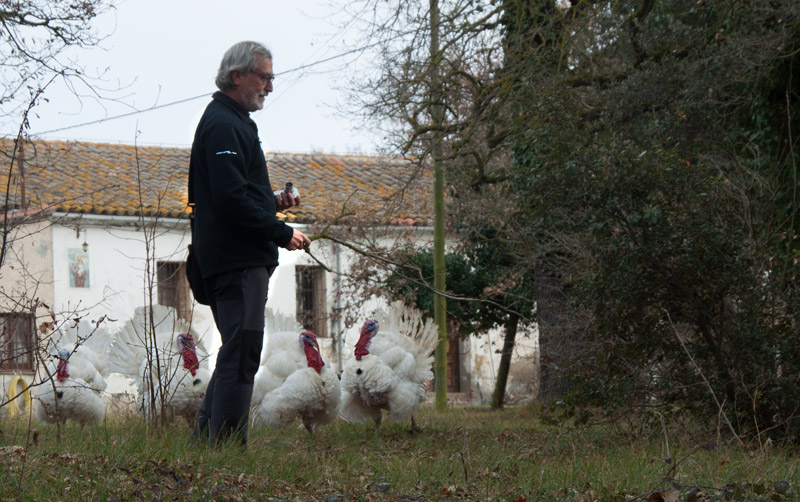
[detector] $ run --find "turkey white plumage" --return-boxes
[33,318,113,428]
[250,311,340,434]
[339,301,437,433]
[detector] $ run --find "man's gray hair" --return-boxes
[215,41,273,91]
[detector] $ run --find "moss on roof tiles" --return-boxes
[0,138,432,225]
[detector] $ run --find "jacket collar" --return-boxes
[212,91,250,120]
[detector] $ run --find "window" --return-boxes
[0,312,34,372]
[295,265,328,337]
[157,261,192,322]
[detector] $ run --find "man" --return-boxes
[189,41,310,446]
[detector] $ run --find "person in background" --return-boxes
[188,40,310,446]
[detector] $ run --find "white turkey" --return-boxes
[339,301,437,433]
[106,305,212,424]
[250,311,340,434]
[33,317,114,428]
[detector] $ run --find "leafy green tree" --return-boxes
[505,0,799,439]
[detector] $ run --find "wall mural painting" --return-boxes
[68,249,90,288]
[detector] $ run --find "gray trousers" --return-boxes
[193,266,270,446]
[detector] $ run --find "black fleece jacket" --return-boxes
[189,91,294,278]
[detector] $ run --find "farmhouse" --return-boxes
[0,138,538,415]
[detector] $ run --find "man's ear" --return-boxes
[231,70,244,86]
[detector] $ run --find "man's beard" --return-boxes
[243,91,265,112]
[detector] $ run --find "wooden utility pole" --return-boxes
[430,0,448,412]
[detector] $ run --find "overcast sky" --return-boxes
[16,0,380,155]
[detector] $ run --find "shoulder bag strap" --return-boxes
[187,159,196,234]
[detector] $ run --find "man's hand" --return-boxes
[286,229,310,251]
[276,191,300,211]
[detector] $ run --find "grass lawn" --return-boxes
[0,403,797,501]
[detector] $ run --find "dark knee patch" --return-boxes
[239,329,263,383]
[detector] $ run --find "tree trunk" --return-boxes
[535,264,573,401]
[491,313,519,409]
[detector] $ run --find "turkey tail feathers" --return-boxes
[266,308,304,334]
[373,301,438,382]
[263,308,305,364]
[107,305,209,379]
[105,315,146,379]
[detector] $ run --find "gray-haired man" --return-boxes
[189,41,310,446]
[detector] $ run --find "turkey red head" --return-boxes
[354,319,379,361]
[177,333,200,376]
[299,331,324,372]
[55,348,71,382]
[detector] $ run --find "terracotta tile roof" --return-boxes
[0,138,433,225]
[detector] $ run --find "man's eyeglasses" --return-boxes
[250,71,275,84]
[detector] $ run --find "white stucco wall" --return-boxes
[0,216,55,315]
[51,215,193,329]
[461,325,539,404]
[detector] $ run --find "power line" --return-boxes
[32,42,377,136]
[33,94,210,135]
[281,41,376,75]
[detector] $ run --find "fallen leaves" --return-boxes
[646,489,678,502]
